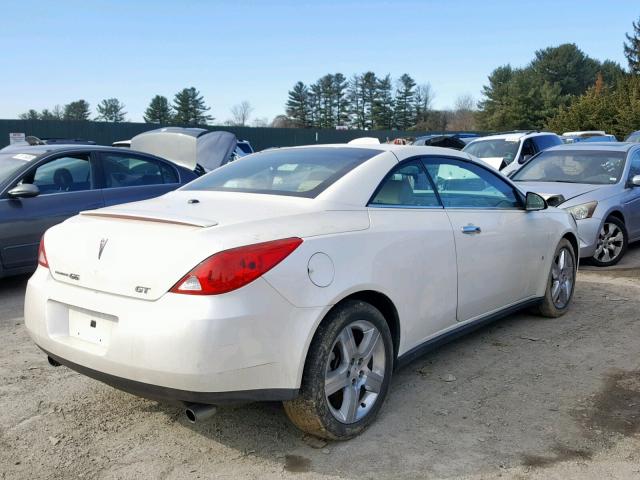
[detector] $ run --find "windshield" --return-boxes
[182,147,378,198]
[463,139,520,162]
[626,132,640,143]
[0,152,33,181]
[512,150,626,185]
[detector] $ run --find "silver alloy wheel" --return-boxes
[593,222,624,263]
[551,247,575,309]
[324,320,386,424]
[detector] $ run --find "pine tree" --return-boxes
[19,109,40,120]
[361,72,378,129]
[172,87,213,126]
[40,106,64,120]
[285,82,311,127]
[347,74,365,129]
[624,16,640,74]
[332,73,349,127]
[144,95,173,124]
[394,74,416,129]
[373,75,394,130]
[95,98,127,122]
[308,82,323,128]
[63,100,91,121]
[316,74,335,128]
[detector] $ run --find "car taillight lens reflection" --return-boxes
[38,237,49,268]
[170,237,303,295]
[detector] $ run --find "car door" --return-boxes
[423,156,550,322]
[96,151,182,207]
[367,160,458,349]
[0,151,103,270]
[623,149,640,240]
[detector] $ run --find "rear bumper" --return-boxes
[25,268,324,400]
[42,347,297,404]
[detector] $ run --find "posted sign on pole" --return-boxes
[9,132,26,144]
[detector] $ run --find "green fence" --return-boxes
[0,119,480,151]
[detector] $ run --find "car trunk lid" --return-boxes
[44,191,369,301]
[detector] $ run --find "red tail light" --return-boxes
[170,237,303,295]
[38,237,49,268]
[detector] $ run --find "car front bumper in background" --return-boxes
[575,217,602,258]
[24,268,325,403]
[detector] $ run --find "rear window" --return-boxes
[532,135,562,151]
[183,147,378,198]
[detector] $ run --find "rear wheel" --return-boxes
[591,217,627,267]
[537,239,577,318]
[283,300,393,440]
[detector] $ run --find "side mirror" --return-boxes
[525,191,547,211]
[519,154,533,165]
[630,174,640,187]
[7,183,40,198]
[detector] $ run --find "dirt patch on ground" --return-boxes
[576,370,640,439]
[522,444,593,469]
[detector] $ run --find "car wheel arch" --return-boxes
[606,210,626,225]
[562,232,579,261]
[297,290,401,386]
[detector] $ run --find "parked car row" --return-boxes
[6,125,640,439]
[0,128,253,278]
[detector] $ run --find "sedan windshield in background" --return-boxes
[512,150,626,185]
[183,147,379,198]
[463,139,520,161]
[0,153,34,181]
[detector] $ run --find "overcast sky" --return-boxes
[0,0,634,123]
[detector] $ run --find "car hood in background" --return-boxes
[479,157,503,169]
[515,181,606,205]
[130,128,237,172]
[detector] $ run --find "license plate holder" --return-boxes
[68,308,116,346]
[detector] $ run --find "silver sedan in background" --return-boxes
[512,142,640,266]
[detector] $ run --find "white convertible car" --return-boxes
[25,145,578,439]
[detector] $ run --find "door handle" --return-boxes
[461,225,481,235]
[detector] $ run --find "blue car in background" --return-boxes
[626,130,640,143]
[512,142,640,267]
[0,144,199,278]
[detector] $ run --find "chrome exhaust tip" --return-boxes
[185,403,217,423]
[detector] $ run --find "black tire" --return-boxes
[283,300,394,440]
[537,238,577,318]
[590,216,627,267]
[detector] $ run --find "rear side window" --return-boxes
[101,153,178,188]
[532,135,562,151]
[183,147,378,198]
[369,161,440,207]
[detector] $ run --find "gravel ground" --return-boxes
[1,248,639,480]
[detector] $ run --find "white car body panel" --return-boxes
[24,144,578,401]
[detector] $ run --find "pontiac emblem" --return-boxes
[98,238,108,260]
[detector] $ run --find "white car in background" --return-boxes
[463,131,563,175]
[25,145,578,439]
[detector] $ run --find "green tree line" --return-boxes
[19,87,213,126]
[478,16,640,136]
[285,72,440,130]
